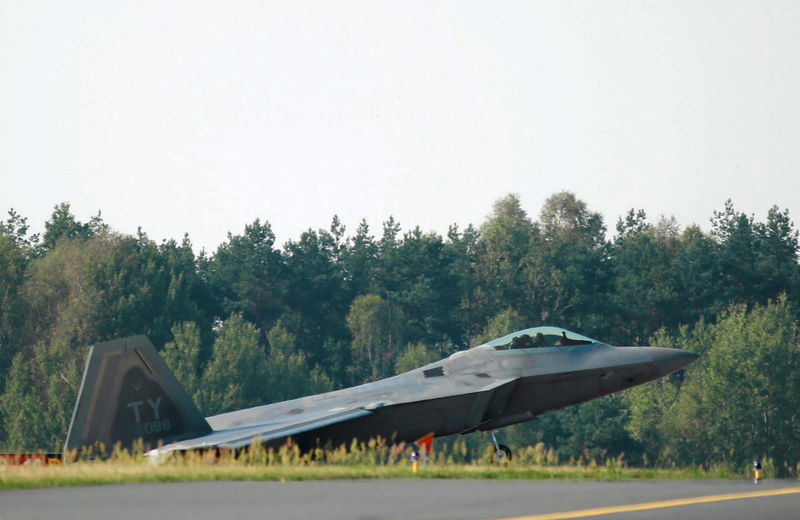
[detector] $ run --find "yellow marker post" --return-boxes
[410,451,420,474]
[753,461,762,483]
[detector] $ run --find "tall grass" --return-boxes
[0,439,745,490]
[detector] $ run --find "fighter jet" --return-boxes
[65,326,698,460]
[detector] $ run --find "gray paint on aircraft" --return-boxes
[64,328,699,456]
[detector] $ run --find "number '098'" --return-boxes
[142,419,171,434]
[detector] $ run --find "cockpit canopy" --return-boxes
[486,326,600,350]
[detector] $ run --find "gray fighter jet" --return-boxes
[65,326,698,460]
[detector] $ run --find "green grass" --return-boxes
[0,462,738,490]
[0,441,740,490]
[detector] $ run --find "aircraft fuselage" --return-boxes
[206,341,697,449]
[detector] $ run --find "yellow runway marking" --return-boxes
[495,486,800,520]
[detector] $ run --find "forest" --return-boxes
[0,192,799,474]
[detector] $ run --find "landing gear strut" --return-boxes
[490,431,512,464]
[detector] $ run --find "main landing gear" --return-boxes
[490,431,512,464]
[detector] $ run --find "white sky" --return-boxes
[2,1,799,251]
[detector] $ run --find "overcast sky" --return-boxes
[2,1,799,251]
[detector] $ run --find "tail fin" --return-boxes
[65,335,211,453]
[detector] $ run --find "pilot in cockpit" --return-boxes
[511,334,533,349]
[510,333,546,349]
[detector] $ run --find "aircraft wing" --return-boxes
[150,407,372,454]
[153,377,521,455]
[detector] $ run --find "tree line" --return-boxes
[0,193,798,473]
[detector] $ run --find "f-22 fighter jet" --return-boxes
[65,326,698,460]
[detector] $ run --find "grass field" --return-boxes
[0,442,740,490]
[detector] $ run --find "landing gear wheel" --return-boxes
[494,444,512,464]
[489,431,512,465]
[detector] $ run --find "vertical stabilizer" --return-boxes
[65,336,211,453]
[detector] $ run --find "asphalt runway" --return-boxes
[1,479,798,520]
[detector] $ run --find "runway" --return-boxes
[1,479,798,520]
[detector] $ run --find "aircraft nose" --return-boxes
[649,347,700,376]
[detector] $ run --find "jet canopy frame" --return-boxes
[485,326,600,350]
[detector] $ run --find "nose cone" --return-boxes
[649,347,700,376]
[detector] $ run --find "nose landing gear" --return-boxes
[490,431,512,464]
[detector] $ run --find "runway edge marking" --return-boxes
[494,486,800,520]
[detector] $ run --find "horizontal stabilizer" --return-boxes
[151,407,372,453]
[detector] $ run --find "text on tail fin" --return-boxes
[65,335,211,453]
